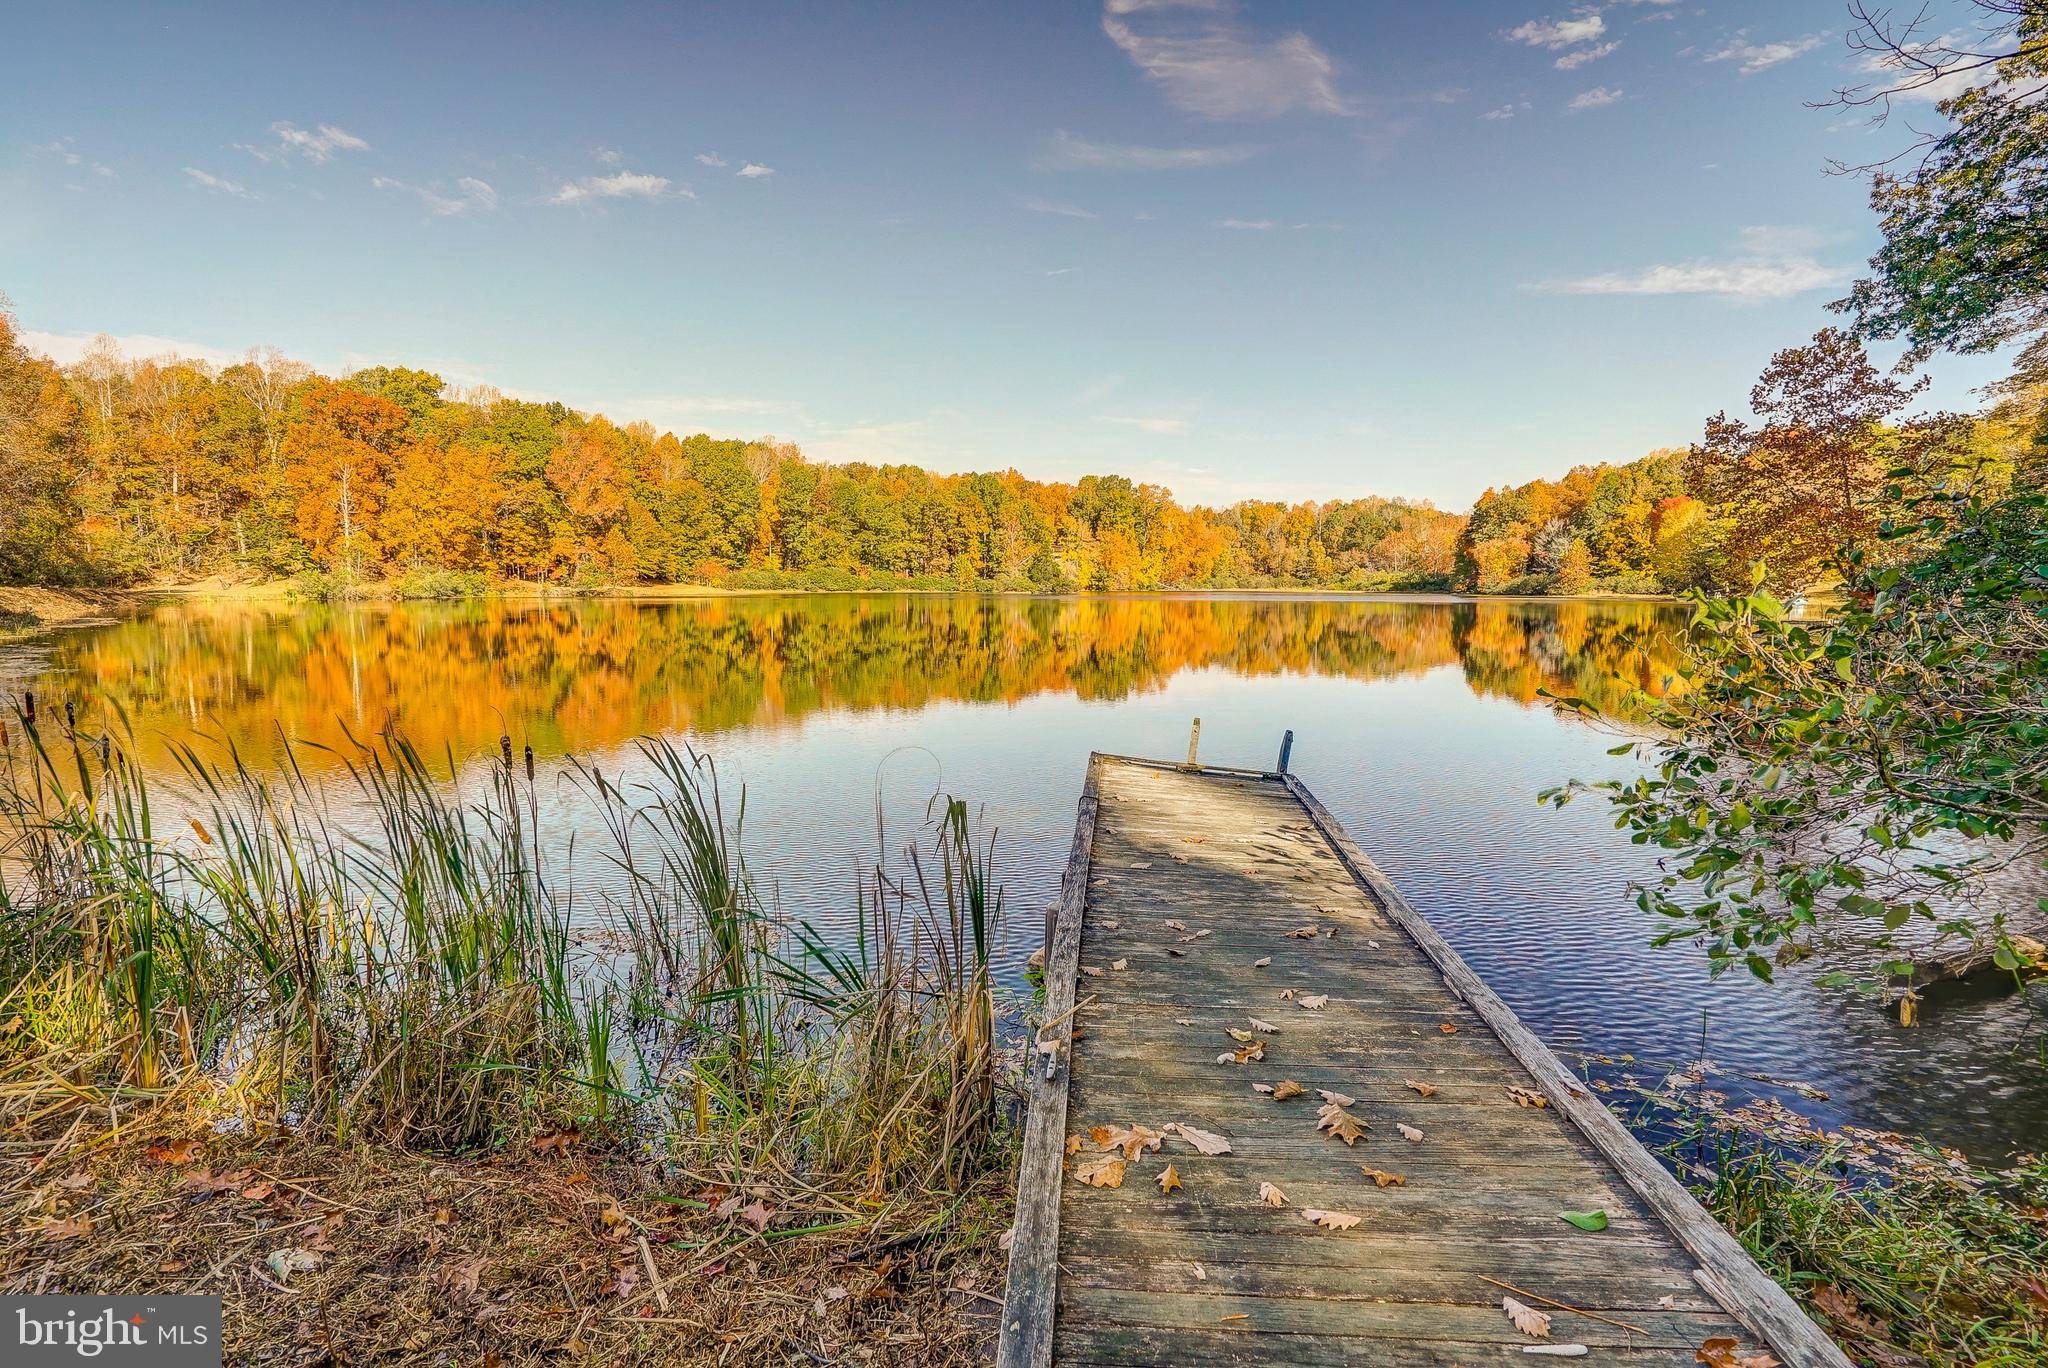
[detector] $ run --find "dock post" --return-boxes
[1276,729,1294,773]
[1184,717,1201,768]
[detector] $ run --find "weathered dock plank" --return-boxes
[999,754,1850,1368]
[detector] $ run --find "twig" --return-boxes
[636,1235,671,1313]
[1477,1274,1649,1335]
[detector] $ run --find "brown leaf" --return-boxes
[1072,1153,1126,1188]
[1177,929,1212,944]
[1164,919,1188,931]
[1167,1123,1233,1155]
[42,1214,93,1241]
[1257,1181,1288,1207]
[1695,1337,1781,1368]
[1094,1123,1166,1159]
[1285,927,1318,939]
[1404,1079,1439,1098]
[1298,994,1329,1010]
[239,1182,275,1202]
[1226,1027,1257,1043]
[1064,1134,1084,1157]
[145,1138,203,1166]
[1315,1089,1356,1107]
[1080,965,1104,978]
[1504,1296,1552,1337]
[1508,1087,1550,1109]
[738,1200,774,1232]
[530,1128,581,1156]
[1251,956,1271,968]
[1397,1123,1424,1142]
[1438,1022,1459,1035]
[1110,958,1128,971]
[1157,1165,1182,1194]
[1359,1167,1406,1187]
[1316,1102,1369,1146]
[1301,1208,1360,1230]
[1246,1016,1279,1033]
[1270,1080,1305,1101]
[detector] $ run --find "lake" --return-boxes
[6,592,2043,1160]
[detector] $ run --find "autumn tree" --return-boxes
[282,380,409,577]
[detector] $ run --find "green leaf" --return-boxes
[1559,1209,1609,1232]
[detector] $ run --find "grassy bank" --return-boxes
[0,714,1016,1363]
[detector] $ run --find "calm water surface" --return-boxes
[8,593,2043,1159]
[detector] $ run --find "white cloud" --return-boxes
[1533,226,1850,302]
[373,175,499,216]
[1860,31,2002,103]
[20,330,247,369]
[736,162,775,179]
[1104,415,1190,435]
[1036,129,1258,171]
[1705,33,1825,75]
[1567,86,1624,111]
[549,170,686,205]
[1101,2,1351,119]
[695,152,728,168]
[1482,102,1532,121]
[184,167,255,198]
[1045,267,1080,276]
[1506,14,1606,49]
[1216,217,1275,229]
[29,137,114,178]
[595,147,623,165]
[241,121,368,164]
[1556,40,1620,70]
[1018,195,1098,219]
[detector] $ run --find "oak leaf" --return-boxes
[1404,1079,1439,1098]
[1270,1080,1304,1100]
[1285,927,1318,939]
[1072,1152,1126,1188]
[145,1138,202,1166]
[1167,1123,1233,1155]
[1301,1208,1360,1230]
[1110,958,1128,971]
[1252,956,1272,968]
[1316,1088,1356,1108]
[1397,1123,1424,1142]
[1164,919,1188,932]
[1438,1022,1459,1035]
[1503,1296,1552,1337]
[1247,1016,1279,1033]
[1316,1102,1369,1146]
[1508,1087,1550,1109]
[43,1214,93,1240]
[1298,994,1330,1010]
[1694,1337,1780,1368]
[1258,1181,1288,1207]
[1157,1165,1182,1194]
[1360,1167,1406,1187]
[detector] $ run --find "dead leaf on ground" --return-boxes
[1080,965,1104,978]
[1301,1208,1360,1230]
[1285,927,1318,939]
[1397,1123,1425,1142]
[1167,1123,1233,1155]
[1316,1088,1356,1107]
[265,1246,324,1280]
[1246,1016,1279,1033]
[1317,1102,1369,1146]
[738,1199,774,1232]
[1164,919,1188,931]
[530,1129,581,1156]
[1158,1165,1182,1194]
[1065,1135,1084,1157]
[1110,958,1128,971]
[42,1214,93,1241]
[1508,1087,1550,1109]
[1216,1041,1265,1064]
[1298,994,1330,1010]
[1177,929,1212,943]
[1694,1337,1781,1368]
[145,1138,202,1166]
[1404,1079,1439,1097]
[1438,1022,1459,1035]
[1258,1181,1288,1207]
[1072,1153,1127,1188]
[1503,1296,1553,1337]
[1269,1080,1304,1101]
[1360,1167,1406,1187]
[1251,956,1271,968]
[1226,1027,1257,1043]
[1091,1123,1165,1159]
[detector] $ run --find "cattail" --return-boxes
[22,692,33,724]
[524,744,536,782]
[500,735,514,771]
[64,700,75,731]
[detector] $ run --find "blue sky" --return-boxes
[0,0,2008,510]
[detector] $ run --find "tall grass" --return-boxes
[0,705,1009,1191]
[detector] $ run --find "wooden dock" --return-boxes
[999,751,1850,1368]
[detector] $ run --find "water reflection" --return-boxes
[29,594,1683,766]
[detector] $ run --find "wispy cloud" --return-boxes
[1216,217,1276,230]
[1567,85,1624,111]
[184,167,256,198]
[1705,32,1825,75]
[1101,1,1351,119]
[1556,40,1620,70]
[1505,14,1606,50]
[1532,226,1849,302]
[373,175,499,216]
[1858,30,1999,102]
[1044,267,1080,277]
[239,121,369,164]
[1482,102,1532,121]
[595,147,623,165]
[695,152,728,168]
[549,170,686,205]
[21,329,247,369]
[1104,414,1190,435]
[30,137,114,178]
[736,162,775,179]
[1018,194,1098,219]
[1036,129,1258,172]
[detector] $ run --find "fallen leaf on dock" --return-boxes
[1080,965,1103,978]
[1072,1153,1126,1188]
[1269,1080,1304,1100]
[1397,1123,1424,1142]
[1226,1027,1257,1043]
[1091,1123,1165,1159]
[1164,919,1188,931]
[1166,1123,1232,1155]
[1252,956,1271,967]
[1157,1165,1182,1193]
[1403,1079,1438,1097]
[1315,1089,1356,1107]
[1220,1312,1247,1322]
[1503,1296,1553,1337]
[1439,1022,1460,1035]
[1508,1087,1550,1109]
[1168,947,1186,957]
[1298,994,1329,1010]
[1693,1337,1781,1368]
[1285,927,1318,939]
[1258,1181,1288,1207]
[1247,1016,1279,1033]
[1110,958,1128,971]
[1064,1135,1084,1156]
[1559,1210,1608,1231]
[1178,929,1212,943]
[1301,1209,1360,1230]
[1316,1102,1369,1146]
[1360,1167,1406,1187]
